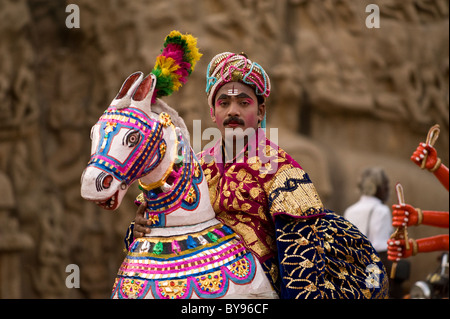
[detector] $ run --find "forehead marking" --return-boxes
[227,85,239,96]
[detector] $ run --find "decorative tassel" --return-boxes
[140,240,150,253]
[207,232,219,242]
[221,225,234,235]
[130,240,139,252]
[213,229,225,238]
[171,241,181,254]
[187,235,197,249]
[197,235,208,245]
[151,30,202,103]
[153,241,164,255]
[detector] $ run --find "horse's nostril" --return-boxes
[102,175,113,189]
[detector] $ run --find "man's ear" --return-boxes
[210,107,216,123]
[257,103,266,122]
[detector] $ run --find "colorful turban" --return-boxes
[205,52,271,109]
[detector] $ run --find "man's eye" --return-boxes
[216,100,228,107]
[125,131,141,147]
[240,98,253,106]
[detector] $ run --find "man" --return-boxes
[343,167,405,297]
[131,52,389,298]
[344,167,393,258]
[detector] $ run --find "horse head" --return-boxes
[81,72,167,210]
[82,70,196,205]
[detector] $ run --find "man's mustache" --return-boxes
[223,116,245,126]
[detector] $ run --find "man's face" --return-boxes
[210,82,265,143]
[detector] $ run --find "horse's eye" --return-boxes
[125,130,141,147]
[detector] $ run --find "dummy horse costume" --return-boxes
[80,32,276,299]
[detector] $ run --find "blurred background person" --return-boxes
[345,167,406,297]
[345,167,393,256]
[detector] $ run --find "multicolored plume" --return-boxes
[151,30,202,103]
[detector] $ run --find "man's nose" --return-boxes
[227,101,240,116]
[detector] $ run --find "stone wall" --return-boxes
[0,0,448,298]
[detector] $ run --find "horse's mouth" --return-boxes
[94,191,119,210]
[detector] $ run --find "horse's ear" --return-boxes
[131,73,157,108]
[111,71,144,109]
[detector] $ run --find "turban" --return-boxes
[205,52,271,109]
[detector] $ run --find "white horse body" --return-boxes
[81,72,276,299]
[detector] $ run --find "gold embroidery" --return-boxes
[324,233,334,243]
[217,212,270,259]
[147,214,160,225]
[121,278,146,299]
[158,279,188,299]
[228,258,251,278]
[316,245,325,254]
[225,164,236,177]
[338,267,349,279]
[265,165,323,218]
[235,189,244,201]
[222,198,228,209]
[136,192,144,202]
[362,289,372,299]
[236,213,251,223]
[247,156,262,171]
[299,260,314,268]
[195,271,223,292]
[277,211,389,299]
[232,198,241,210]
[184,185,197,204]
[371,253,381,262]
[323,280,335,290]
[305,283,317,292]
[257,206,268,221]
[295,237,309,246]
[193,162,201,177]
[250,187,262,199]
[258,162,273,178]
[264,145,278,157]
[269,263,278,283]
[236,168,247,181]
[206,171,220,212]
